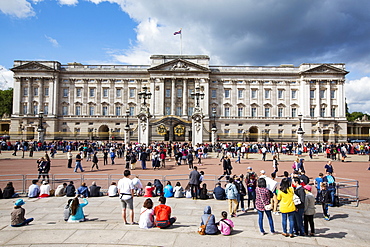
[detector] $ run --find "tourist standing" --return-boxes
[117,170,136,224]
[74,151,84,172]
[189,166,201,200]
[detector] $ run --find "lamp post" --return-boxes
[137,82,152,145]
[191,84,205,109]
[211,109,217,147]
[297,113,305,146]
[124,109,131,144]
[138,84,152,109]
[37,111,45,143]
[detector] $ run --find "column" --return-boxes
[316,82,320,117]
[27,78,32,114]
[182,79,187,116]
[171,79,176,115]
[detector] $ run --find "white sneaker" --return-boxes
[273,212,280,215]
[253,209,257,212]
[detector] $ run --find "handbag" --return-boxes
[258,188,272,211]
[198,214,212,235]
[293,193,301,205]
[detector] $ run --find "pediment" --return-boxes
[301,64,348,74]
[148,58,210,72]
[11,61,57,72]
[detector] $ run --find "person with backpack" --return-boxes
[225,178,239,217]
[154,196,176,228]
[323,172,336,206]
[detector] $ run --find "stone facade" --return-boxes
[10,55,349,143]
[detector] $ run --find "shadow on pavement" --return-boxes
[317,231,347,239]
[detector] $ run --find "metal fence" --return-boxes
[336,177,359,207]
[0,174,360,207]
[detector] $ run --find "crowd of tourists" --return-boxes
[4,155,337,238]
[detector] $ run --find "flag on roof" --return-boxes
[174,29,182,35]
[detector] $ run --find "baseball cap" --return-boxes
[14,199,25,206]
[260,170,266,174]
[304,185,312,191]
[247,167,252,170]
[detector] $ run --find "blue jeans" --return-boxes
[141,160,146,169]
[11,218,34,227]
[294,208,305,235]
[237,193,245,210]
[74,161,84,172]
[247,190,256,209]
[328,187,336,206]
[282,212,295,234]
[258,210,275,233]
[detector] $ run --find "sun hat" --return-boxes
[304,185,312,191]
[14,199,25,206]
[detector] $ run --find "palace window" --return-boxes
[320,107,325,117]
[238,89,243,99]
[89,88,95,97]
[251,107,257,117]
[103,88,108,98]
[330,90,336,99]
[116,88,121,97]
[320,89,326,99]
[251,89,257,99]
[278,108,283,117]
[75,106,81,116]
[211,89,217,98]
[291,90,297,99]
[34,87,38,96]
[23,87,28,96]
[116,106,121,116]
[310,90,315,99]
[291,107,297,117]
[238,107,243,117]
[62,106,68,116]
[265,89,270,99]
[265,108,270,117]
[89,106,95,116]
[278,89,283,99]
[165,106,171,115]
[331,108,336,117]
[102,106,108,116]
[176,107,182,116]
[310,107,315,117]
[225,89,230,98]
[63,88,68,97]
[177,88,182,98]
[224,107,230,117]
[44,87,49,96]
[129,88,135,98]
[76,88,81,97]
[166,89,171,98]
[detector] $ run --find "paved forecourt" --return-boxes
[1,195,370,246]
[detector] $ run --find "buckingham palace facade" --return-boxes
[10,55,348,143]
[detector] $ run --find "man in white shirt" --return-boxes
[117,170,136,224]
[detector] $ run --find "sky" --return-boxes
[0,0,370,113]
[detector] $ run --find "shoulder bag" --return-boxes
[198,214,212,235]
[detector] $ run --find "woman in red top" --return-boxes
[144,182,155,197]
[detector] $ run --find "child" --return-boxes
[314,173,324,203]
[184,183,192,198]
[318,182,331,221]
[11,199,34,227]
[218,211,234,235]
[303,185,316,236]
[139,198,154,229]
[144,182,155,197]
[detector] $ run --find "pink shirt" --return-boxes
[218,219,234,235]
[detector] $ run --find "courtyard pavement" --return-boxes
[1,194,370,246]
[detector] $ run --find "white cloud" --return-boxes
[58,0,78,5]
[345,77,370,113]
[0,0,35,18]
[0,66,14,90]
[45,35,60,47]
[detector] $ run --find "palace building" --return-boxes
[10,55,349,143]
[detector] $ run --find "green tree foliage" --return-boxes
[0,88,13,117]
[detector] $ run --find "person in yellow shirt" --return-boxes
[276,178,296,237]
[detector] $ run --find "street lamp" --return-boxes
[211,109,217,147]
[124,109,131,144]
[297,113,305,146]
[37,111,45,143]
[191,84,205,108]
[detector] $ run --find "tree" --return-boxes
[0,88,13,117]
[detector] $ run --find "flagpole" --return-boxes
[180,29,182,55]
